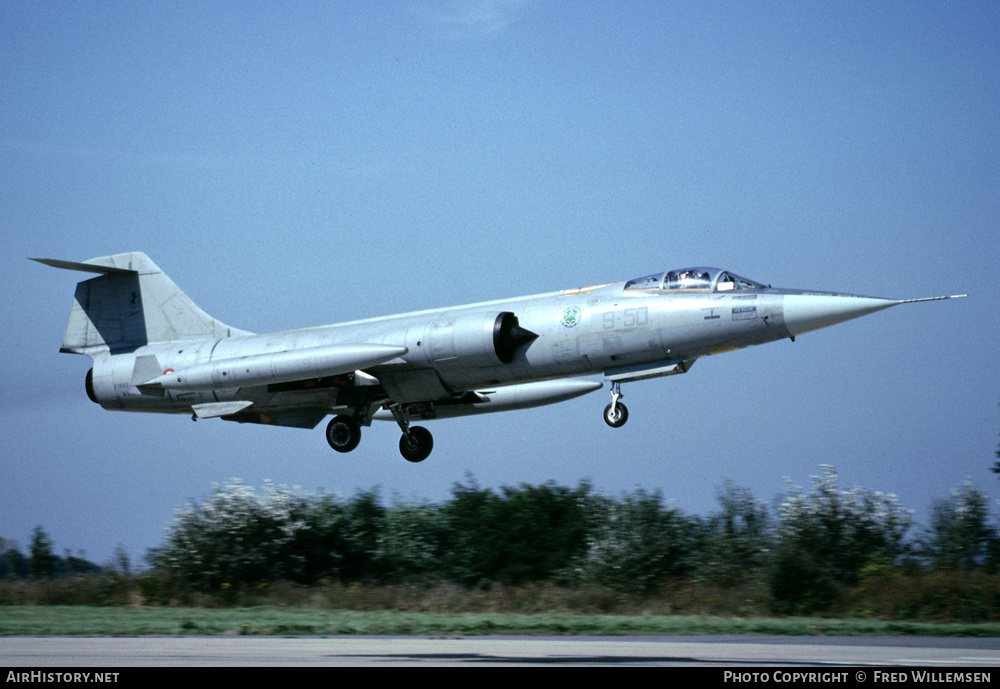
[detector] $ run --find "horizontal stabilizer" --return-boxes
[29,257,135,275]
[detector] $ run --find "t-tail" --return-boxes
[31,252,250,357]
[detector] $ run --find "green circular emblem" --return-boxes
[561,307,582,328]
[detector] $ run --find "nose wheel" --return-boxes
[603,382,629,428]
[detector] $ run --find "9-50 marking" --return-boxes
[603,307,648,330]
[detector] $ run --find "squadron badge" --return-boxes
[561,307,582,328]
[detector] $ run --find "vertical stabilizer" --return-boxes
[31,252,251,355]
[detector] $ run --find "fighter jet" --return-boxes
[33,252,965,462]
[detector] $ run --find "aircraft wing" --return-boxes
[219,407,331,429]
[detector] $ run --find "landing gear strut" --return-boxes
[603,382,629,428]
[390,405,434,462]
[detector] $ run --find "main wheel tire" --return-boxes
[326,415,361,453]
[603,402,629,428]
[399,426,433,463]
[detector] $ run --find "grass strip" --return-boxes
[2,607,999,637]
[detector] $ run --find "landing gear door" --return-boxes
[378,368,453,403]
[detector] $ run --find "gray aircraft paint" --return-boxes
[33,253,965,462]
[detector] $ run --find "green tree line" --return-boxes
[0,527,100,580]
[144,467,999,612]
[5,467,999,616]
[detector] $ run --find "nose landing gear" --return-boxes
[603,382,629,428]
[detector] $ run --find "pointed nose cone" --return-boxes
[782,294,898,337]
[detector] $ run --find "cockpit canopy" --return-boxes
[624,267,764,292]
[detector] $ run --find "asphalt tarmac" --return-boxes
[3,635,999,667]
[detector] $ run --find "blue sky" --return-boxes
[2,1,998,566]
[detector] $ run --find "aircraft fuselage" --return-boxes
[36,254,964,462]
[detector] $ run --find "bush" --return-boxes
[573,489,701,593]
[919,479,999,571]
[769,466,914,613]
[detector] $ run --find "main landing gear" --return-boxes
[603,381,629,428]
[399,426,433,463]
[325,409,434,463]
[326,415,362,453]
[390,404,433,462]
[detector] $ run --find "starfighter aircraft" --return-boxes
[34,252,965,462]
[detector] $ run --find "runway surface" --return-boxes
[3,635,1000,667]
